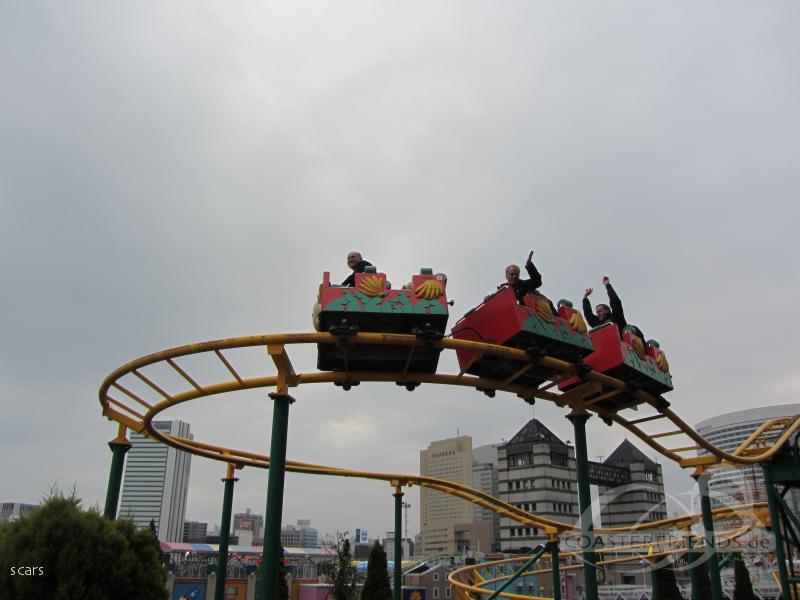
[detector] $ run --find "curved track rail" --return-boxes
[99,332,798,598]
[99,331,800,475]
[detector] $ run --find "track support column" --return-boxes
[393,484,404,600]
[549,537,561,600]
[104,424,131,519]
[567,411,599,600]
[651,559,660,600]
[695,472,723,600]
[762,464,791,600]
[259,392,295,600]
[685,529,700,600]
[214,463,239,600]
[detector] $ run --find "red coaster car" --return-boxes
[558,322,673,403]
[314,268,449,374]
[451,286,593,388]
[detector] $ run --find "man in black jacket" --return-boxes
[583,276,644,340]
[496,251,558,318]
[341,251,373,287]
[500,251,542,303]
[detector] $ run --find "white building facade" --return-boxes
[696,404,800,514]
[118,420,192,542]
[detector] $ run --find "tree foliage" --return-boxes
[322,533,359,600]
[732,555,756,600]
[652,563,682,600]
[0,492,166,599]
[361,541,392,600]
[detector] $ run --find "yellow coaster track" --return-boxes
[99,331,798,599]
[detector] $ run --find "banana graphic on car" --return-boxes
[415,279,445,300]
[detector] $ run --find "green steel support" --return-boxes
[685,533,700,600]
[779,510,800,598]
[651,563,660,600]
[259,392,295,600]
[567,412,599,600]
[717,553,735,570]
[214,467,239,600]
[488,543,549,600]
[774,486,800,545]
[103,437,131,519]
[763,465,792,600]
[393,488,404,600]
[550,539,561,600]
[696,474,723,600]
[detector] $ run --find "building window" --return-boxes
[433,572,440,581]
[433,588,440,599]
[510,453,531,467]
[446,587,452,598]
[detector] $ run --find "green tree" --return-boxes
[732,555,756,600]
[322,534,358,600]
[361,541,392,600]
[652,563,682,600]
[0,492,166,599]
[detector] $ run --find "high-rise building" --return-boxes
[696,404,800,515]
[296,519,319,547]
[498,419,578,551]
[183,520,208,543]
[354,528,369,545]
[473,443,501,552]
[598,440,667,527]
[420,436,475,555]
[118,420,192,542]
[0,502,38,524]
[233,508,264,540]
[592,440,669,588]
[280,525,303,547]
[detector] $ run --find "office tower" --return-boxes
[118,420,192,542]
[0,502,38,524]
[183,520,208,543]
[498,419,578,551]
[598,440,667,527]
[233,508,264,541]
[473,443,501,552]
[297,519,319,547]
[420,435,484,555]
[280,525,303,547]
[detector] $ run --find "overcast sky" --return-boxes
[2,2,800,542]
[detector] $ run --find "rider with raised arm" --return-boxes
[583,276,644,340]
